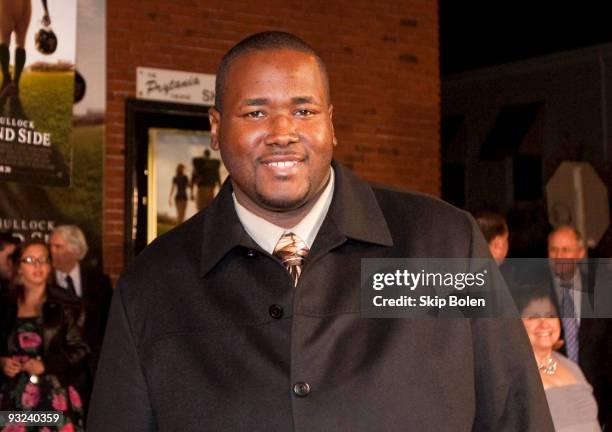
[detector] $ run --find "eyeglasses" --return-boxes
[21,256,50,265]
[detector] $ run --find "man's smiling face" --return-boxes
[209,49,335,214]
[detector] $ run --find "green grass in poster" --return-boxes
[45,124,104,260]
[19,70,104,260]
[18,71,74,161]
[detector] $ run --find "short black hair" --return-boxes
[473,211,508,243]
[214,31,330,112]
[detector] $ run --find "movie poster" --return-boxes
[0,0,77,186]
[147,128,227,243]
[0,0,105,267]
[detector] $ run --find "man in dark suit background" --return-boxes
[547,225,612,427]
[49,224,113,410]
[88,32,553,431]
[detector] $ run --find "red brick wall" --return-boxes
[105,0,440,280]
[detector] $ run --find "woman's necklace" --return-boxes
[538,356,558,375]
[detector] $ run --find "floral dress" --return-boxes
[0,317,84,431]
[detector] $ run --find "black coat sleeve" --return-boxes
[87,281,155,431]
[98,273,113,334]
[597,319,612,429]
[471,318,555,431]
[466,215,555,431]
[85,272,114,377]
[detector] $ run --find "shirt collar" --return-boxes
[232,168,335,254]
[56,264,80,280]
[199,161,392,277]
[56,264,81,293]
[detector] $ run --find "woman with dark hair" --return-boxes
[520,288,601,431]
[169,163,189,224]
[0,239,87,431]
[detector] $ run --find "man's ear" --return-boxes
[209,107,221,150]
[329,104,337,147]
[490,237,502,255]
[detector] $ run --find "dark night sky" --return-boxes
[440,2,612,75]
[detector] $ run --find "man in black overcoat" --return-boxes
[88,31,553,431]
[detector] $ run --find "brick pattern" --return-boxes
[105,0,440,280]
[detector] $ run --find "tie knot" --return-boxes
[274,233,309,260]
[273,233,309,286]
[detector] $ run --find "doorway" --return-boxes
[124,99,211,262]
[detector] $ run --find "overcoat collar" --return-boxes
[199,161,393,276]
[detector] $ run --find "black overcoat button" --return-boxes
[269,304,283,319]
[293,382,310,397]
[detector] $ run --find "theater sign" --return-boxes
[136,67,216,107]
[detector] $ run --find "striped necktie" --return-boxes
[273,232,309,287]
[560,282,579,363]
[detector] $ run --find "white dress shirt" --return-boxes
[55,263,82,298]
[233,167,335,254]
